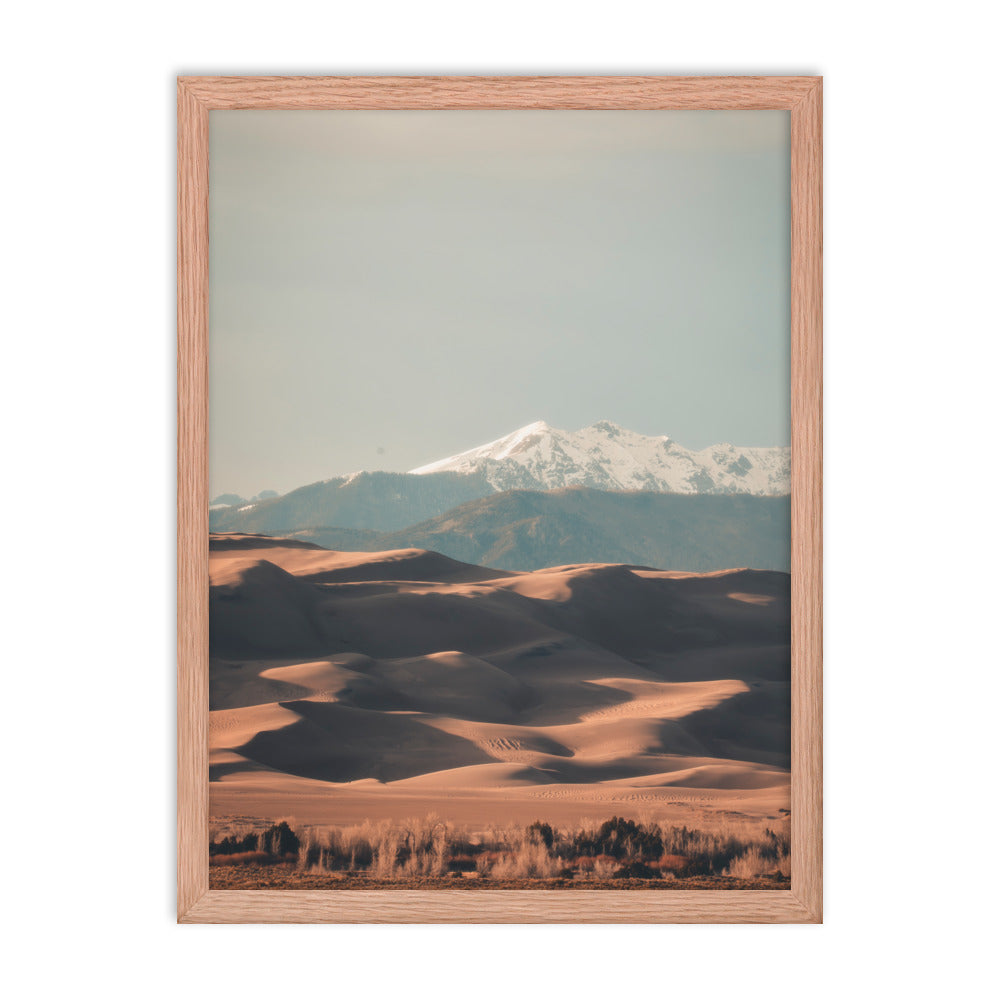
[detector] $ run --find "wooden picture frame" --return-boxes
[178,75,822,923]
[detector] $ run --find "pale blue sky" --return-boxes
[210,110,790,497]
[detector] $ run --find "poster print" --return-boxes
[205,108,795,894]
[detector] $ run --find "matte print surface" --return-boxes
[205,108,796,893]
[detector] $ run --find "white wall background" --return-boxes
[4,2,996,996]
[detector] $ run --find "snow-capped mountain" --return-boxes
[209,489,280,510]
[210,420,790,538]
[409,420,790,496]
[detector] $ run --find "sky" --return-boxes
[210,110,790,498]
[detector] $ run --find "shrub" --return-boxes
[612,861,661,880]
[210,832,258,856]
[725,847,768,878]
[526,821,555,848]
[572,816,664,860]
[259,821,300,857]
[725,846,791,879]
[487,841,561,880]
[592,857,617,880]
[655,854,690,873]
[372,831,402,880]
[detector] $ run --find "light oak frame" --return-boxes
[178,75,822,923]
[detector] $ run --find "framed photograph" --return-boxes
[178,75,822,923]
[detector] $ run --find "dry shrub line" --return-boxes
[210,814,790,882]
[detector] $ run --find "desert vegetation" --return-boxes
[209,814,790,889]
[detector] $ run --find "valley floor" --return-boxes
[210,772,789,830]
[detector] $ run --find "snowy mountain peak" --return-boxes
[410,420,549,474]
[409,421,789,496]
[589,419,625,435]
[521,419,551,434]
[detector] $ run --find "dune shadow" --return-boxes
[237,700,496,783]
[680,684,792,767]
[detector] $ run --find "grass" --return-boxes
[209,814,791,889]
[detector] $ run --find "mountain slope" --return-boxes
[410,420,790,496]
[290,487,791,573]
[209,469,494,534]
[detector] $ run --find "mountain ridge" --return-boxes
[208,422,791,571]
[409,420,790,496]
[284,487,790,573]
[210,421,790,535]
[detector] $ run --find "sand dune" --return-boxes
[578,677,750,721]
[210,534,511,584]
[209,534,790,827]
